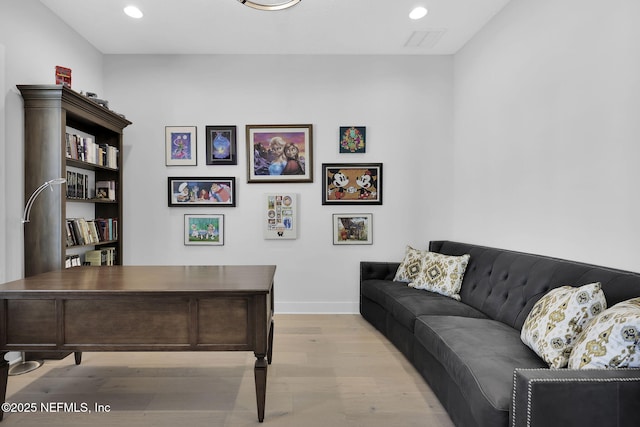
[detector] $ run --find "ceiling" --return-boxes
[39,0,512,55]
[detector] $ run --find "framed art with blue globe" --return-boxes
[206,125,237,165]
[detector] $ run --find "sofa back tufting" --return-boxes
[429,241,640,330]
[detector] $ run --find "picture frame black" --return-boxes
[205,125,237,165]
[168,177,236,207]
[322,163,382,205]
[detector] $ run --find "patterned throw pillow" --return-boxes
[393,246,426,283]
[408,251,470,301]
[520,283,606,368]
[568,297,640,369]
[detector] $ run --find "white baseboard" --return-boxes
[275,301,359,314]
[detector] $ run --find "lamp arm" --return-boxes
[22,178,67,224]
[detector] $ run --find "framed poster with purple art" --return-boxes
[246,124,313,183]
[205,125,237,165]
[166,126,197,166]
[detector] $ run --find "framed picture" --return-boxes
[168,177,236,207]
[184,214,224,245]
[322,163,383,205]
[333,213,373,245]
[264,193,297,239]
[166,126,197,166]
[339,126,366,153]
[246,124,313,183]
[205,126,237,165]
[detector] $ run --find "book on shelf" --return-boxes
[66,170,90,199]
[84,247,116,266]
[65,254,81,268]
[65,131,119,169]
[95,180,116,201]
[66,217,118,247]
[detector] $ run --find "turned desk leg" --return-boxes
[255,319,274,422]
[0,352,8,421]
[254,356,267,423]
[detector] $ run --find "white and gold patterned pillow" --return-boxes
[393,246,426,283]
[568,297,640,369]
[520,283,606,368]
[408,252,470,301]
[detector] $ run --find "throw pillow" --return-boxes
[393,246,425,283]
[520,282,606,368]
[408,251,470,301]
[568,297,640,369]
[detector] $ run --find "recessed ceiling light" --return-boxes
[409,6,428,20]
[124,5,144,19]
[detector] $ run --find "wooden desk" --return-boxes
[0,265,275,422]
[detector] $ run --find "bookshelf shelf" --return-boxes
[19,84,132,276]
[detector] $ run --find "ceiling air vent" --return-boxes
[404,29,447,49]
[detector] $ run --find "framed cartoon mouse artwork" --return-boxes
[321,163,382,205]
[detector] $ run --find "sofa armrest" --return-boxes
[360,261,400,282]
[511,368,640,427]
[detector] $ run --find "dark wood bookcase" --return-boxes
[19,85,132,277]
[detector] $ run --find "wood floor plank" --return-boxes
[3,314,453,426]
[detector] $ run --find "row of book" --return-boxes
[65,247,117,268]
[66,132,119,169]
[85,248,117,266]
[66,171,116,201]
[66,217,118,247]
[67,170,90,199]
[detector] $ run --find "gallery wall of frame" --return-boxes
[165,123,379,246]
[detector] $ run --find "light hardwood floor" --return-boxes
[3,314,454,426]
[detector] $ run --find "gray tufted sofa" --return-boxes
[360,241,640,427]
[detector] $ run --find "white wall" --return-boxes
[103,54,454,312]
[1,43,6,284]
[452,0,640,271]
[0,0,105,281]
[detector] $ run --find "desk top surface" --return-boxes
[0,265,276,294]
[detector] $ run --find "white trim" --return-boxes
[275,301,359,314]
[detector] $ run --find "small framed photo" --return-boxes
[168,177,236,207]
[264,193,297,239]
[333,213,373,245]
[246,124,313,183]
[339,126,366,153]
[166,126,197,166]
[322,163,383,205]
[205,126,237,165]
[184,214,224,245]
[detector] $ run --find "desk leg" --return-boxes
[74,352,82,365]
[254,356,267,422]
[0,352,8,421]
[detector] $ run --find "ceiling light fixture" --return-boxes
[409,6,428,20]
[124,5,144,19]
[237,0,301,11]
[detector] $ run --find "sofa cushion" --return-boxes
[360,279,423,312]
[414,315,546,425]
[388,293,488,332]
[361,279,488,331]
[520,282,606,368]
[568,297,640,369]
